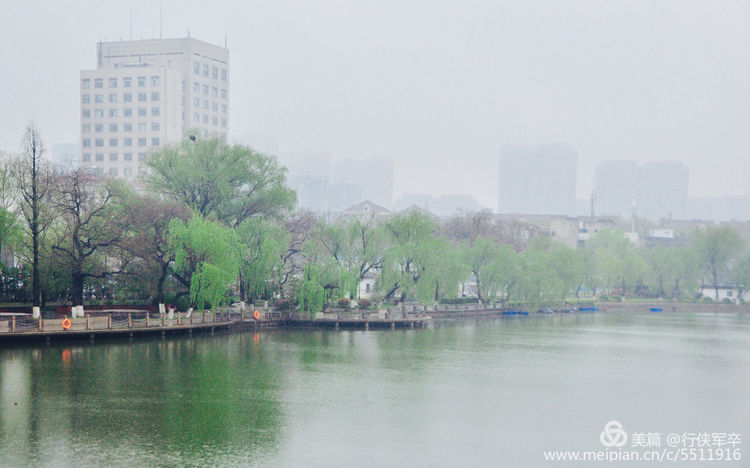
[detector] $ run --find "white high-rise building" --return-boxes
[80,37,229,180]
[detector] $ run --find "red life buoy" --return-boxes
[253,310,260,320]
[62,318,72,330]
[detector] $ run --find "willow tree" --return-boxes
[379,212,437,303]
[692,226,744,299]
[169,215,239,310]
[236,217,287,302]
[314,215,387,298]
[145,136,295,226]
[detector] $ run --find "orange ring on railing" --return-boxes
[253,310,260,320]
[62,318,72,330]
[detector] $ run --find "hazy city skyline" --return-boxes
[1,1,749,212]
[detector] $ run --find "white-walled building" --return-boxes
[80,37,229,181]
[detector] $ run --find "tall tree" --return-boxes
[50,170,132,306]
[13,124,53,308]
[379,212,437,303]
[169,215,240,310]
[693,226,744,299]
[145,136,296,226]
[122,195,191,303]
[235,217,286,302]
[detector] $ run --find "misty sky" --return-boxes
[1,1,748,210]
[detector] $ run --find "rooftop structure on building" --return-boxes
[79,36,229,181]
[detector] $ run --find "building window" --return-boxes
[94,78,103,88]
[95,138,103,147]
[82,124,91,132]
[203,100,208,109]
[123,108,132,117]
[151,137,160,146]
[194,97,200,107]
[82,138,91,147]
[95,153,104,161]
[123,77,132,87]
[82,95,90,104]
[109,138,118,147]
[137,76,146,87]
[203,64,209,77]
[123,93,132,102]
[82,109,91,118]
[94,109,104,118]
[109,109,118,118]
[124,153,133,161]
[193,82,200,92]
[193,62,200,75]
[221,68,227,81]
[94,167,103,175]
[95,124,103,132]
[124,138,132,146]
[109,123,118,132]
[212,87,218,97]
[203,114,208,124]
[82,153,91,162]
[94,94,103,103]
[138,123,147,132]
[124,122,132,131]
[138,152,147,161]
[109,153,118,161]
[151,122,160,131]
[221,104,227,113]
[151,76,160,86]
[109,94,117,103]
[212,116,218,126]
[194,113,200,122]
[203,84,209,95]
[138,137,147,146]
[109,78,118,88]
[151,92,159,101]
[109,167,118,176]
[123,167,132,177]
[212,102,218,111]
[221,89,227,99]
[138,108,147,117]
[138,92,147,102]
[221,118,227,128]
[82,79,90,89]
[212,66,218,79]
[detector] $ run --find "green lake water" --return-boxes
[1,311,749,467]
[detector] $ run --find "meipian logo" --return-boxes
[600,420,628,448]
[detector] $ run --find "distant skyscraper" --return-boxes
[80,37,229,180]
[594,161,689,220]
[332,158,394,209]
[498,144,577,215]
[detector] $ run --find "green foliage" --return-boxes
[692,226,744,299]
[169,215,239,310]
[378,212,437,303]
[146,136,296,225]
[236,218,287,301]
[297,264,327,317]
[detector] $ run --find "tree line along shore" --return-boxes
[1,124,749,317]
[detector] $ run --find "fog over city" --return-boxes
[1,0,749,212]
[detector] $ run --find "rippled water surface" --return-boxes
[1,311,749,467]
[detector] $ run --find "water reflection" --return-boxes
[1,312,749,467]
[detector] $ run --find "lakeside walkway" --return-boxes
[6,301,738,343]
